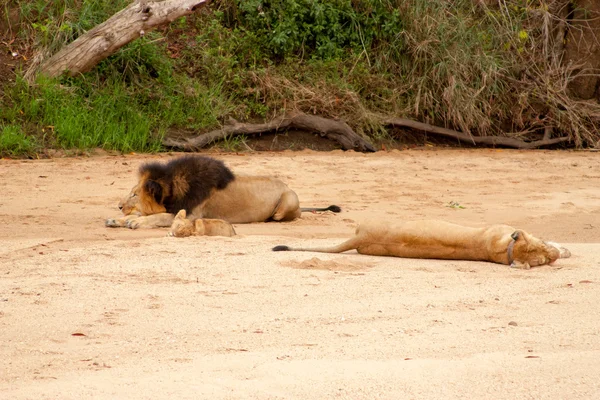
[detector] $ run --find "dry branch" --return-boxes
[30,0,209,80]
[163,113,376,152]
[385,118,570,149]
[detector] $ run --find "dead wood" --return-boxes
[162,113,376,152]
[28,0,208,81]
[385,118,570,149]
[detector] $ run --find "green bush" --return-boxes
[217,0,403,60]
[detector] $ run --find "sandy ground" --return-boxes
[1,149,599,399]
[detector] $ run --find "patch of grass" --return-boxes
[0,0,239,156]
[0,125,36,156]
[4,69,235,153]
[218,133,249,152]
[1,22,236,155]
[5,76,154,152]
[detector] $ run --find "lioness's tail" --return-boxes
[300,205,341,213]
[272,237,360,254]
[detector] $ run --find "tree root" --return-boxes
[163,113,570,152]
[162,113,377,152]
[384,118,570,149]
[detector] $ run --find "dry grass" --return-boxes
[238,0,600,147]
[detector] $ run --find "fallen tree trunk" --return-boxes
[385,118,570,149]
[163,113,377,152]
[28,0,208,80]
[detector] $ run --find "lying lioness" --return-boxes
[106,155,340,229]
[167,210,236,238]
[273,220,572,269]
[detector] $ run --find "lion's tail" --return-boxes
[300,205,341,213]
[272,237,360,254]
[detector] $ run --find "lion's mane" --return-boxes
[139,155,235,214]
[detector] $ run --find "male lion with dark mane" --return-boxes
[106,155,340,229]
[273,220,572,269]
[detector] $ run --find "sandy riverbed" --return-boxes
[1,149,599,399]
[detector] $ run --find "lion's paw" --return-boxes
[126,219,141,230]
[105,218,124,228]
[510,261,531,270]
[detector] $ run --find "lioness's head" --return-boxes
[167,209,196,237]
[509,230,565,269]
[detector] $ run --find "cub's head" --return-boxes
[167,209,195,237]
[509,230,570,269]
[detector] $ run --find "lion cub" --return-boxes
[167,210,236,238]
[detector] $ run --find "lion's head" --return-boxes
[117,188,139,215]
[509,230,565,269]
[119,183,159,215]
[118,155,235,216]
[118,175,168,216]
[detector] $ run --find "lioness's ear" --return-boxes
[175,209,186,219]
[144,180,163,203]
[511,231,520,241]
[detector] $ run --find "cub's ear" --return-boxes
[511,231,521,241]
[175,209,186,219]
[143,180,163,203]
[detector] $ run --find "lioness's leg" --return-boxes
[105,214,140,228]
[125,213,176,229]
[272,190,301,221]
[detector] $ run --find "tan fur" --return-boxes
[274,220,571,269]
[105,192,172,229]
[167,210,236,238]
[105,212,175,229]
[107,174,305,229]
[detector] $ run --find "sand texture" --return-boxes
[1,149,599,399]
